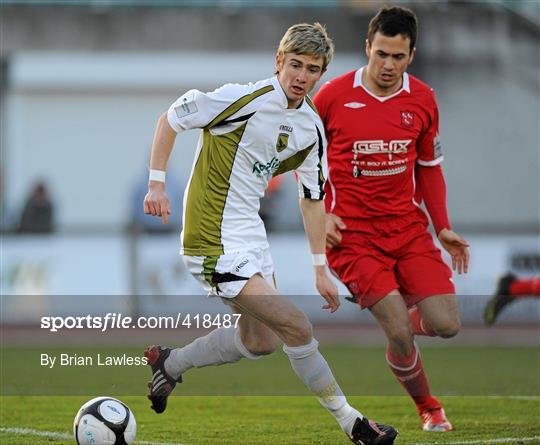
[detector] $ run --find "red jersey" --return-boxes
[314,68,443,225]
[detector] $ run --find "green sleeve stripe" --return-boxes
[205,85,274,129]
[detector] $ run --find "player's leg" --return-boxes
[393,229,457,431]
[508,276,540,296]
[485,274,540,325]
[144,251,280,413]
[329,229,439,413]
[329,222,449,432]
[163,303,280,381]
[327,232,411,439]
[407,297,457,430]
[163,251,281,378]
[234,274,397,444]
[393,222,457,338]
[144,304,277,414]
[415,294,460,338]
[368,291,442,418]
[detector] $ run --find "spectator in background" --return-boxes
[484,273,540,325]
[18,182,54,233]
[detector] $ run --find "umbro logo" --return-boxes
[344,102,366,109]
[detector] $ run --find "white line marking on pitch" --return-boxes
[415,435,540,445]
[2,427,538,445]
[0,427,190,445]
[0,428,71,441]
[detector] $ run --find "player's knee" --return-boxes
[433,318,460,338]
[280,312,313,345]
[291,319,313,345]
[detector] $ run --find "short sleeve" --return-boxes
[416,90,444,167]
[296,123,326,200]
[166,83,259,133]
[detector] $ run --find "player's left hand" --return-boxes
[438,228,470,274]
[314,267,340,313]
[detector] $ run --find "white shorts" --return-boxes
[183,247,275,298]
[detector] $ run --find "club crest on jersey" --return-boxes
[400,110,414,128]
[276,133,289,153]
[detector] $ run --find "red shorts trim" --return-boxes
[328,212,455,309]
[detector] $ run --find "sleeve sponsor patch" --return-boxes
[434,135,442,158]
[174,97,198,118]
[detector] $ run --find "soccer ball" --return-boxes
[73,397,137,445]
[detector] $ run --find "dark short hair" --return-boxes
[367,6,418,53]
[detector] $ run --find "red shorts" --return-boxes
[327,210,455,309]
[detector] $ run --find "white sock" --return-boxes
[283,338,363,433]
[164,327,260,379]
[338,407,364,436]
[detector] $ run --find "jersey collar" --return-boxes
[353,66,410,102]
[271,76,293,109]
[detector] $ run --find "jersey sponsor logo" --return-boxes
[400,110,414,128]
[174,96,198,118]
[344,102,366,109]
[252,157,281,178]
[276,133,289,153]
[352,140,412,161]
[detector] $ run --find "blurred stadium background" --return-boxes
[1,0,539,336]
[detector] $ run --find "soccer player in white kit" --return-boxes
[143,23,397,445]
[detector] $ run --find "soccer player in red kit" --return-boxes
[314,6,470,432]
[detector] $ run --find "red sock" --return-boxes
[509,278,540,297]
[386,343,440,414]
[408,307,436,336]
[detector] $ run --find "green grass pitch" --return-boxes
[1,345,539,444]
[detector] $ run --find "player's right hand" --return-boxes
[325,213,346,249]
[144,182,171,224]
[315,268,340,313]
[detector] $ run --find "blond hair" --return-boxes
[277,23,334,71]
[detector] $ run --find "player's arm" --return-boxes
[416,165,469,274]
[296,120,339,311]
[299,198,340,312]
[143,114,177,224]
[144,83,256,224]
[416,164,449,236]
[416,91,469,274]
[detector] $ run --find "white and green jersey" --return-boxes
[167,76,326,256]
